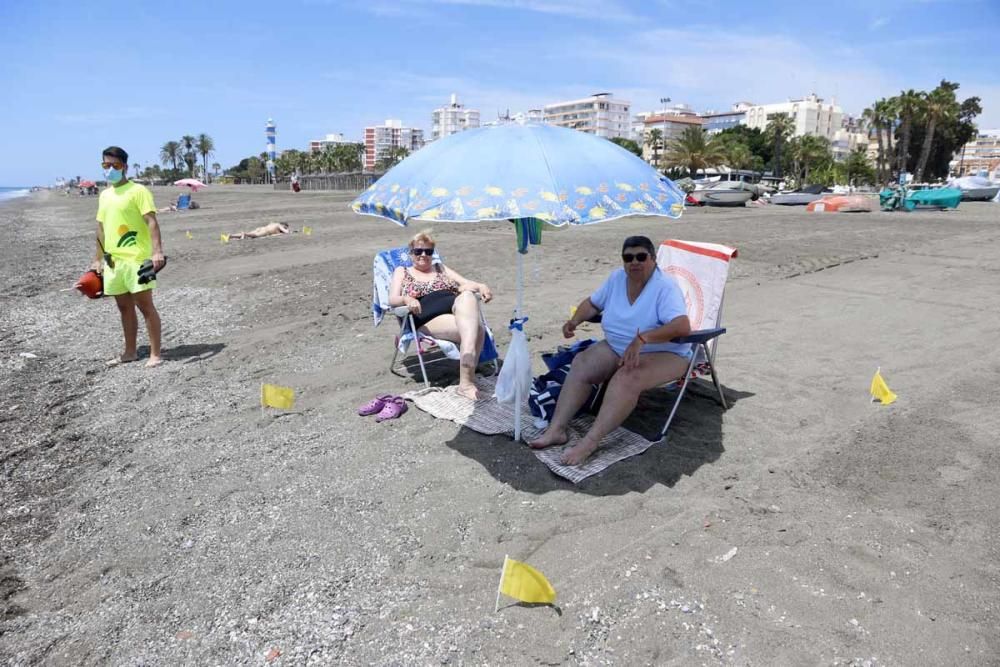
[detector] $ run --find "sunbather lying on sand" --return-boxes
[229,222,290,240]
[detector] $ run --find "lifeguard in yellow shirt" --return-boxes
[91,146,166,368]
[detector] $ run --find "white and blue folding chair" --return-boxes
[373,246,500,388]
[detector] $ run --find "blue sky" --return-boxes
[2,0,998,185]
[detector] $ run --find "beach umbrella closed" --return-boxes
[351,123,686,439]
[174,178,207,191]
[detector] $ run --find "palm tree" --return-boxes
[196,134,215,181]
[893,90,923,176]
[722,141,753,170]
[211,162,221,178]
[160,141,182,172]
[662,126,725,177]
[180,135,197,176]
[862,103,886,183]
[914,83,958,182]
[791,135,832,184]
[766,113,795,178]
[644,128,664,166]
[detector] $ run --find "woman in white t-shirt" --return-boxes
[529,235,692,465]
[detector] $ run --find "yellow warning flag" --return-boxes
[261,383,295,410]
[870,369,897,405]
[186,230,193,239]
[303,226,313,236]
[498,556,556,606]
[220,233,230,243]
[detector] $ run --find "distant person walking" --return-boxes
[91,146,166,368]
[291,173,301,192]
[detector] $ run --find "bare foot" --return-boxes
[106,354,138,367]
[145,355,163,368]
[528,427,569,450]
[561,438,599,466]
[456,383,479,401]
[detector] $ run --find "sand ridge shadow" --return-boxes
[443,380,753,496]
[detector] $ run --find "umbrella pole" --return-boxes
[514,251,524,442]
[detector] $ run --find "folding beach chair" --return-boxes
[372,246,499,388]
[653,239,737,437]
[176,193,191,210]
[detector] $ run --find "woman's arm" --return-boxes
[388,267,409,307]
[562,297,600,338]
[443,266,492,302]
[637,314,692,344]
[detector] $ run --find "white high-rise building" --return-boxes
[364,120,425,171]
[543,93,631,139]
[745,94,843,140]
[431,94,480,141]
[309,133,353,153]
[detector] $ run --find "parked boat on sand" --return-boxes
[770,184,831,205]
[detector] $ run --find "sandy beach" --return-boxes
[1,186,998,665]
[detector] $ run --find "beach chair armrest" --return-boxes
[392,305,411,318]
[672,327,726,345]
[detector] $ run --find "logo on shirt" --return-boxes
[116,224,137,248]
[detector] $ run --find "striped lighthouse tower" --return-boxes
[265,118,276,183]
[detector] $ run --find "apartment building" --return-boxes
[701,102,753,134]
[745,94,843,139]
[950,130,1000,177]
[431,94,480,141]
[543,93,631,139]
[309,133,353,153]
[363,120,425,171]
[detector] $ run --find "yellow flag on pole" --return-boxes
[870,368,897,405]
[261,383,295,410]
[495,555,556,610]
[186,230,193,239]
[303,226,313,236]
[220,233,230,243]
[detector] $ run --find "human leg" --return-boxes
[529,341,620,449]
[421,309,480,400]
[111,293,138,364]
[452,291,483,398]
[133,290,162,367]
[561,351,689,465]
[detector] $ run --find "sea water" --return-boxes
[0,187,30,203]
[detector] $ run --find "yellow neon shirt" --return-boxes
[97,181,156,261]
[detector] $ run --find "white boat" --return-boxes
[947,175,1000,201]
[689,181,754,207]
[770,184,831,205]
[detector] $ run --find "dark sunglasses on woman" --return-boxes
[411,247,435,256]
[622,252,649,263]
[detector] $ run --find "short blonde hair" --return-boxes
[409,230,435,249]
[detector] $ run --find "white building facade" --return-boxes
[544,93,631,139]
[746,94,843,140]
[364,120,425,171]
[431,94,480,141]
[309,133,353,153]
[950,130,1000,178]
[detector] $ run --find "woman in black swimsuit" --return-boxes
[388,231,494,400]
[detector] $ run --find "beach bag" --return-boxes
[529,339,605,427]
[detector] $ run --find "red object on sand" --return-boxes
[75,270,104,299]
[79,180,97,188]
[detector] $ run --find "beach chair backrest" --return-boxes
[177,193,191,210]
[656,239,738,333]
[372,246,443,326]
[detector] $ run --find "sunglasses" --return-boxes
[411,247,434,256]
[622,252,650,263]
[101,161,124,170]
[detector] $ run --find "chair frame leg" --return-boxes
[660,346,702,438]
[407,314,431,388]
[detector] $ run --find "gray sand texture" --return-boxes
[1,186,999,665]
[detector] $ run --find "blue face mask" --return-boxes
[104,167,123,184]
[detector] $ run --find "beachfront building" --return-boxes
[309,133,353,153]
[701,102,753,134]
[431,94,480,141]
[543,93,631,139]
[635,114,705,164]
[746,94,843,140]
[363,120,425,171]
[950,130,1000,178]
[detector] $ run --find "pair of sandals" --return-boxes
[357,394,407,422]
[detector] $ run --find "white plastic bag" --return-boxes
[494,321,532,406]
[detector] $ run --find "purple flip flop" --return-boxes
[375,396,407,422]
[358,394,393,416]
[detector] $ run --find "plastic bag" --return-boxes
[495,319,532,406]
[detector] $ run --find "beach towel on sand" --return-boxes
[405,375,657,484]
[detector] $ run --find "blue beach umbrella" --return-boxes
[351,123,686,439]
